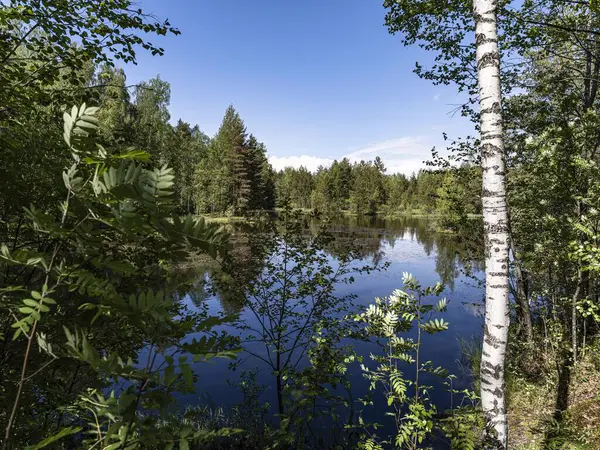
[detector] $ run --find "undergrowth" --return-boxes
[505,332,600,450]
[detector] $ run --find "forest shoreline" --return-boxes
[200,209,483,224]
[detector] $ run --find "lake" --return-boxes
[178,215,485,445]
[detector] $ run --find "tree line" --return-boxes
[79,66,277,217]
[92,66,483,224]
[275,158,481,225]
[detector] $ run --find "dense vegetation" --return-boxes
[78,63,484,224]
[275,158,481,222]
[383,0,600,445]
[2,0,600,449]
[22,55,481,225]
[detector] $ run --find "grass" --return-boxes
[506,345,600,450]
[202,216,249,224]
[458,333,600,449]
[507,375,554,449]
[273,207,312,214]
[197,208,484,222]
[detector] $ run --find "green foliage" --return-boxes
[131,75,172,162]
[0,104,238,449]
[439,407,484,450]
[348,159,387,215]
[0,0,179,121]
[152,370,273,449]
[275,158,480,219]
[226,204,384,447]
[355,273,458,449]
[0,1,488,448]
[11,0,600,446]
[570,182,600,273]
[383,0,600,443]
[195,106,275,215]
[435,167,481,231]
[24,426,83,450]
[276,166,315,210]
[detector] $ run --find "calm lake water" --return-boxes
[178,216,485,443]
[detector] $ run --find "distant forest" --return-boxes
[93,67,481,226]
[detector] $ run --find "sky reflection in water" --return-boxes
[178,216,485,440]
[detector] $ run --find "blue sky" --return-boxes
[122,0,474,175]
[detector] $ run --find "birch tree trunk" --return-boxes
[473,0,510,446]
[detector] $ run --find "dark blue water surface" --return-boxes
[178,216,485,442]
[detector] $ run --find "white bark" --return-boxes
[473,0,510,447]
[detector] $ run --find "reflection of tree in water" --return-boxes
[433,226,484,289]
[305,215,484,290]
[168,256,213,306]
[183,214,484,312]
[208,221,276,315]
[167,221,273,315]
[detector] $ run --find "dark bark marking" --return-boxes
[481,102,502,115]
[475,33,498,45]
[477,51,500,70]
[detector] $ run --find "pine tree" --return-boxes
[374,156,386,174]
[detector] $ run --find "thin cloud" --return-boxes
[345,136,434,175]
[268,136,439,176]
[269,155,334,172]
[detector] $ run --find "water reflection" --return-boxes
[173,215,486,448]
[201,215,485,314]
[311,215,483,288]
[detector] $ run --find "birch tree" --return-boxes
[473,0,510,445]
[383,0,511,444]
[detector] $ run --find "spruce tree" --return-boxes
[199,105,249,215]
[245,135,277,211]
[231,143,252,214]
[260,162,277,210]
[246,134,264,211]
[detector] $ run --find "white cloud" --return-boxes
[433,94,441,101]
[269,155,334,172]
[269,136,440,176]
[345,136,435,175]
